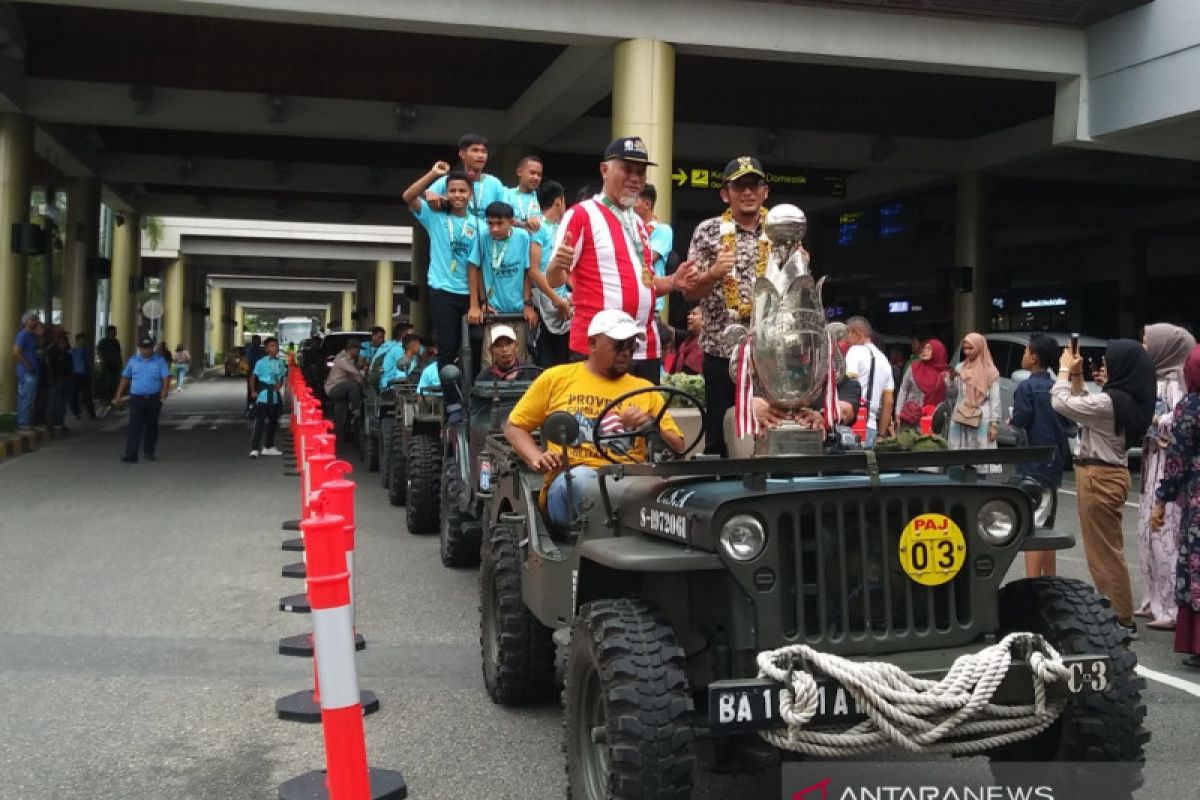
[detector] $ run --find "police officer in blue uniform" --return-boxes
[113,335,171,463]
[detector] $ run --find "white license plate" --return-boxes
[707,677,864,735]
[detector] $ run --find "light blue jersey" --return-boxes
[429,173,507,223]
[416,361,441,395]
[471,228,530,315]
[506,188,543,226]
[412,198,480,296]
[649,221,674,313]
[252,354,288,404]
[380,347,420,389]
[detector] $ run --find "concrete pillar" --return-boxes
[0,113,32,414]
[234,303,245,348]
[340,290,353,332]
[162,257,186,352]
[210,285,225,363]
[409,226,430,337]
[952,172,992,343]
[323,304,331,332]
[109,211,141,355]
[1118,229,1146,339]
[374,259,394,329]
[61,179,101,340]
[612,39,675,223]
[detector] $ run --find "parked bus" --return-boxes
[278,316,318,348]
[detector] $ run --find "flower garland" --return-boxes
[719,207,770,322]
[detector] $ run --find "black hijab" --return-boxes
[1102,339,1156,448]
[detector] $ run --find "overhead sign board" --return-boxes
[671,165,847,197]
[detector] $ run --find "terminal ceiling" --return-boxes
[7,0,1194,267]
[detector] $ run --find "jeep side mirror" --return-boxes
[543,411,579,449]
[439,364,461,388]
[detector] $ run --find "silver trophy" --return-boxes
[725,204,829,455]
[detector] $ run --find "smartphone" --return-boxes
[1070,333,1079,355]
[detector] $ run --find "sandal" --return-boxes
[1133,609,1153,620]
[1182,655,1200,671]
[1147,618,1177,631]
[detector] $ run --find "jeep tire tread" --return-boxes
[405,432,441,534]
[440,456,480,567]
[379,416,395,487]
[564,598,694,799]
[992,577,1149,791]
[479,524,555,704]
[387,430,407,506]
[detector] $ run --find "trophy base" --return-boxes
[764,422,824,456]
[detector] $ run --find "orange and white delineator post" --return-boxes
[277,513,405,800]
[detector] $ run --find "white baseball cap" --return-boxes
[587,309,645,341]
[489,324,518,345]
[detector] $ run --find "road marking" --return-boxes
[1059,487,1139,510]
[177,415,205,431]
[1137,665,1200,699]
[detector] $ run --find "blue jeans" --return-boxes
[547,466,599,527]
[16,372,37,428]
[175,364,187,389]
[865,428,878,448]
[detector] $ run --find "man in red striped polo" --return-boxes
[545,137,697,382]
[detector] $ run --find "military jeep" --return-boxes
[438,360,543,568]
[476,388,1149,799]
[399,375,445,534]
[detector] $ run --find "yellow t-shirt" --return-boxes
[507,362,683,484]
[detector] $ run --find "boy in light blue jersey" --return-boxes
[404,161,481,383]
[360,326,385,367]
[379,334,423,389]
[528,180,573,368]
[249,337,288,458]
[506,155,544,233]
[425,133,506,224]
[635,184,674,314]
[468,200,538,367]
[416,358,442,396]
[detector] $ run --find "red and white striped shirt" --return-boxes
[553,195,660,360]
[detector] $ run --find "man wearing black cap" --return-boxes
[113,335,171,463]
[545,137,697,382]
[682,155,777,457]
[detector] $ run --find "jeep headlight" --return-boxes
[977,500,1018,545]
[720,514,766,562]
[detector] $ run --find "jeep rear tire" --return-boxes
[405,432,441,534]
[439,456,480,567]
[359,416,380,472]
[479,524,555,704]
[387,431,407,507]
[379,416,395,487]
[991,577,1148,792]
[564,599,694,800]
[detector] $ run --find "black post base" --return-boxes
[275,688,379,722]
[282,562,306,579]
[282,537,304,552]
[279,768,406,800]
[282,519,301,531]
[279,593,311,613]
[278,632,366,657]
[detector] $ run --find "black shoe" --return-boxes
[1118,621,1139,641]
[1182,655,1200,670]
[120,455,138,463]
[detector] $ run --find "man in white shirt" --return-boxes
[844,315,895,447]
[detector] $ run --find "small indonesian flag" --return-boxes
[734,337,760,440]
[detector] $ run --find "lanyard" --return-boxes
[599,197,652,276]
[445,214,475,272]
[485,236,511,300]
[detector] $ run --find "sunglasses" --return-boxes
[611,337,640,353]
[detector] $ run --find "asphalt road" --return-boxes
[0,379,1196,800]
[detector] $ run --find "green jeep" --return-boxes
[476,389,1149,799]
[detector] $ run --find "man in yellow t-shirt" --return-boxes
[506,309,685,526]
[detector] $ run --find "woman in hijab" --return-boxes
[896,338,948,430]
[946,333,1001,472]
[1137,323,1196,629]
[1151,344,1200,669]
[1053,339,1156,638]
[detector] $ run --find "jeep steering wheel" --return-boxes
[592,385,707,464]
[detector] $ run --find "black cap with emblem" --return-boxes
[602,136,657,166]
[722,156,766,184]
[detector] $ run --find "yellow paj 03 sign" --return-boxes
[898,513,966,587]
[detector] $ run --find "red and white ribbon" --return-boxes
[734,337,760,440]
[823,331,839,432]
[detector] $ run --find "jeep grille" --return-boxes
[776,495,976,653]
